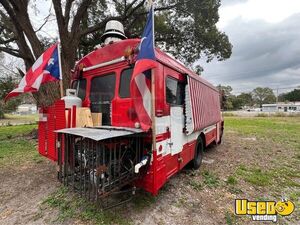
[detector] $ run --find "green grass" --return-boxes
[235,164,300,188]
[225,117,300,149]
[0,124,37,140]
[0,124,40,165]
[236,166,271,186]
[225,116,300,182]
[3,113,38,121]
[43,187,132,224]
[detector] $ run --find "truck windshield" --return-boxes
[90,73,116,125]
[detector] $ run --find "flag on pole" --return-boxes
[5,44,61,101]
[130,5,157,131]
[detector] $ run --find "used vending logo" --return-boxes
[235,199,295,222]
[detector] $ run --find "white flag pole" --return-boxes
[57,42,64,98]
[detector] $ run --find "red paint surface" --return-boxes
[38,38,223,195]
[38,100,66,161]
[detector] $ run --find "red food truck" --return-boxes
[38,21,223,204]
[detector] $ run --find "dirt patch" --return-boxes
[0,160,60,225]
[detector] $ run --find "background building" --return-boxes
[262,102,300,112]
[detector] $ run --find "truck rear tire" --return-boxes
[192,137,204,170]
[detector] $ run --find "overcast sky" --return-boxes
[201,0,300,94]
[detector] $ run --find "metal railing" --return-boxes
[57,133,146,204]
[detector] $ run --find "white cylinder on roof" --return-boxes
[101,20,127,44]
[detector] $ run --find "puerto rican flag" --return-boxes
[130,5,157,131]
[5,44,61,101]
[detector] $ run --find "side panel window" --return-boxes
[166,77,185,105]
[77,79,86,100]
[71,79,86,100]
[119,68,133,98]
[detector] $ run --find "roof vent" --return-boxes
[101,20,127,44]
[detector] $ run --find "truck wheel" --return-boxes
[192,137,204,170]
[217,129,223,145]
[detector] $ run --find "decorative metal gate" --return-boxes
[56,127,148,205]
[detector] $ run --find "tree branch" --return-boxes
[52,0,68,43]
[64,0,74,27]
[0,37,16,44]
[70,0,92,37]
[80,16,122,37]
[0,46,25,58]
[34,13,52,33]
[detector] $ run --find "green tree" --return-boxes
[0,0,232,106]
[217,85,234,110]
[0,76,22,116]
[252,87,276,108]
[279,89,300,102]
[237,92,253,107]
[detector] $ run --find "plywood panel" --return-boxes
[76,107,93,127]
[91,113,102,126]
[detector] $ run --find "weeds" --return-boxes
[189,179,203,191]
[225,211,237,225]
[226,175,238,185]
[132,192,156,210]
[202,170,219,188]
[43,187,132,224]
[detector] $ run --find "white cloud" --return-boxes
[219,0,300,28]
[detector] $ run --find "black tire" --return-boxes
[217,128,223,145]
[192,136,204,170]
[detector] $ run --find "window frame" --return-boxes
[76,78,87,101]
[90,72,117,103]
[119,67,133,99]
[165,76,185,106]
[71,79,87,100]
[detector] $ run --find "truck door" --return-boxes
[165,69,187,156]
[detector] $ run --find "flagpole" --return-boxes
[57,42,64,98]
[151,4,156,150]
[149,1,157,194]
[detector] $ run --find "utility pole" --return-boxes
[276,86,279,112]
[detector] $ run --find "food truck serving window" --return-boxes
[166,77,185,105]
[119,68,133,98]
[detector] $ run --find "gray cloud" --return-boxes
[200,13,300,94]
